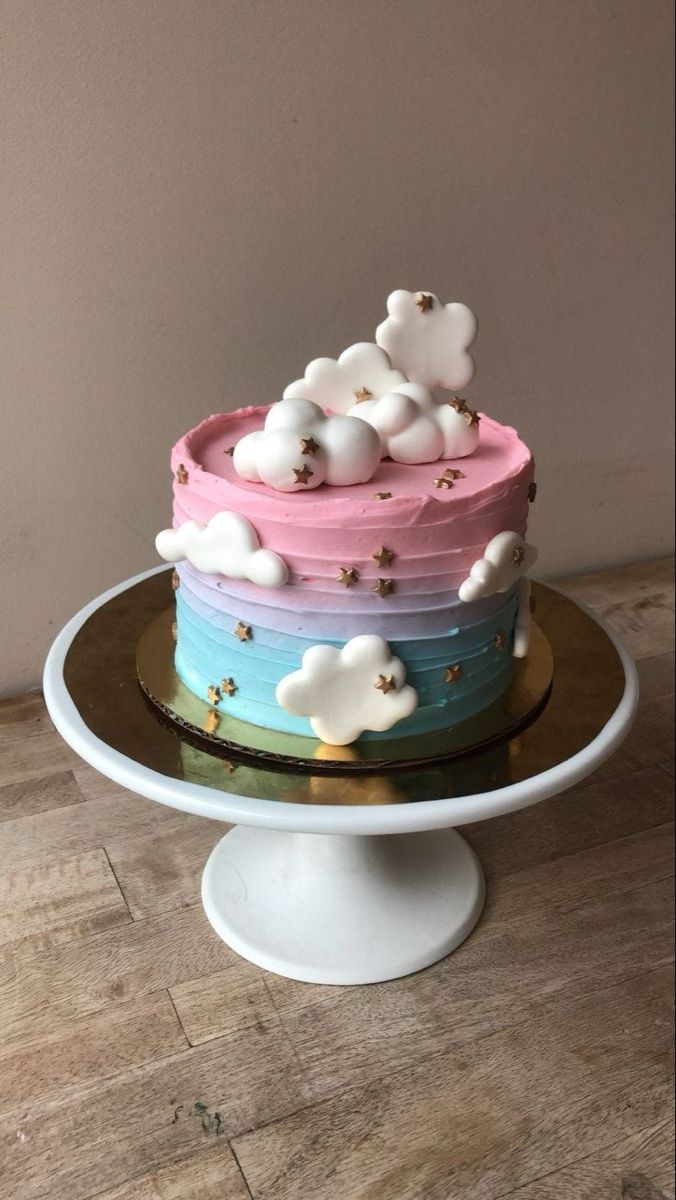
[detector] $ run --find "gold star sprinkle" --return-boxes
[224,445,235,456]
[372,578,394,597]
[221,677,237,697]
[415,292,433,312]
[234,621,252,641]
[293,464,314,485]
[528,481,538,503]
[444,468,465,480]
[372,546,394,568]
[171,621,177,642]
[450,396,479,424]
[171,570,180,591]
[433,475,454,490]
[444,664,464,684]
[207,684,222,705]
[204,709,220,734]
[372,491,392,500]
[176,463,189,485]
[222,758,237,773]
[300,436,320,456]
[512,544,526,567]
[494,631,507,651]
[336,566,359,588]
[353,386,373,403]
[375,674,396,694]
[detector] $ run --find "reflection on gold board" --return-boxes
[62,572,625,807]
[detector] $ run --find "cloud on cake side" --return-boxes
[348,382,479,463]
[283,342,407,416]
[376,290,477,391]
[458,531,537,603]
[155,511,288,588]
[276,634,418,745]
[513,578,532,658]
[233,397,381,492]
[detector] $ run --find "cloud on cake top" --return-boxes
[284,343,407,416]
[376,290,477,391]
[155,511,289,588]
[233,397,382,492]
[347,383,479,463]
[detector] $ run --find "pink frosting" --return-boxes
[168,407,534,606]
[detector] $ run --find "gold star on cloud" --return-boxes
[221,677,238,697]
[372,578,394,598]
[433,476,454,490]
[353,386,373,403]
[336,566,359,588]
[300,436,320,456]
[234,621,252,641]
[372,546,394,568]
[415,292,433,312]
[207,684,222,705]
[372,491,392,501]
[374,674,396,694]
[293,464,314,485]
[176,463,189,485]
[450,397,480,426]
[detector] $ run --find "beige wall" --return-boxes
[1,0,673,696]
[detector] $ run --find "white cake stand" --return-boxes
[43,567,638,985]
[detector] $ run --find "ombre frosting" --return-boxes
[165,404,535,742]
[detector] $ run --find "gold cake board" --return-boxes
[136,605,554,774]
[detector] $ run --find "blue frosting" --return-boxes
[174,586,518,741]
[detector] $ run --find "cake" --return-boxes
[156,289,537,747]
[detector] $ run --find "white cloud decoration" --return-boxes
[233,397,382,492]
[155,511,289,588]
[513,578,532,659]
[458,531,537,603]
[284,342,407,416]
[376,289,477,391]
[276,635,418,745]
[347,382,479,464]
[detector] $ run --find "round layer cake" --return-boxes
[164,404,535,741]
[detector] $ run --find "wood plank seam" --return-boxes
[101,846,135,925]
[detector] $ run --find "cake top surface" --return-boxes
[172,405,533,527]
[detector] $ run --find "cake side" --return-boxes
[165,405,534,740]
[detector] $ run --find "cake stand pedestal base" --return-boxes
[201,826,485,985]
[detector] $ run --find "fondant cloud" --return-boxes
[348,383,479,464]
[513,578,532,658]
[155,511,288,588]
[233,397,381,492]
[376,289,477,390]
[284,342,407,416]
[276,634,418,745]
[458,531,537,603]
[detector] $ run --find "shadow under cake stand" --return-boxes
[43,567,638,985]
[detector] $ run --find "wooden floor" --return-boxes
[0,559,673,1200]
